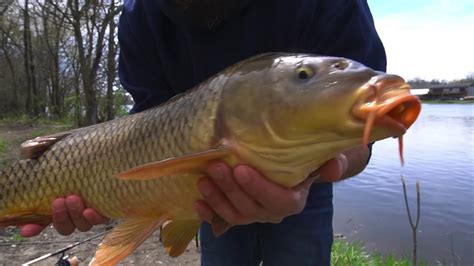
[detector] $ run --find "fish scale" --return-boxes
[0,75,225,220]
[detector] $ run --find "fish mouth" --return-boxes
[352,74,422,147]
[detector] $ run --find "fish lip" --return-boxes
[372,94,421,136]
[352,77,422,137]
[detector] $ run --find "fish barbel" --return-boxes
[0,53,421,265]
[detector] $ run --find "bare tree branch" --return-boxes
[0,0,14,16]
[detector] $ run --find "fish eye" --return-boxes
[296,65,315,80]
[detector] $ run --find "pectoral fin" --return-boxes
[161,219,201,257]
[90,217,166,266]
[116,147,231,180]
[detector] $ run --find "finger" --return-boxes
[20,224,47,237]
[290,175,317,211]
[194,200,215,224]
[194,200,231,236]
[197,177,241,224]
[210,216,231,237]
[65,195,92,232]
[233,165,305,216]
[265,216,284,224]
[68,256,81,266]
[207,162,263,219]
[318,154,348,183]
[52,198,75,235]
[267,176,317,218]
[293,175,317,192]
[83,208,109,225]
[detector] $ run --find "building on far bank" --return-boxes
[411,83,474,101]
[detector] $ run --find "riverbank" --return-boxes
[0,118,72,167]
[331,240,422,266]
[0,225,416,266]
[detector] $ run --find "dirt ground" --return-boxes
[0,225,201,265]
[0,122,201,265]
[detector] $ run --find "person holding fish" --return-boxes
[19,0,389,265]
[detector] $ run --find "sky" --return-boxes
[367,0,474,81]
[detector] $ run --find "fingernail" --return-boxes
[67,197,81,211]
[69,201,79,211]
[341,156,348,174]
[235,166,250,185]
[212,164,224,179]
[53,199,66,213]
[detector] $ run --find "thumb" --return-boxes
[293,174,317,193]
[318,154,348,183]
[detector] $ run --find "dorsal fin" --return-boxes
[20,131,73,159]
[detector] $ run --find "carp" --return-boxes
[0,53,421,265]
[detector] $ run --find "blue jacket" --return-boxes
[118,0,386,113]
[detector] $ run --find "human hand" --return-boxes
[194,155,348,235]
[313,153,349,183]
[20,195,109,237]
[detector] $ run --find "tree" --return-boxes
[0,3,25,115]
[0,0,14,16]
[0,0,124,123]
[35,0,68,118]
[51,0,121,125]
[105,0,118,121]
[22,0,40,116]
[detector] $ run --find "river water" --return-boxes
[333,103,474,264]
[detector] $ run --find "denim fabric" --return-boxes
[200,182,333,266]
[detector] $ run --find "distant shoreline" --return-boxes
[421,100,474,104]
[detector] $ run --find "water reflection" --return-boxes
[333,104,474,264]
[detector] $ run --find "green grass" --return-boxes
[0,116,73,139]
[0,118,73,168]
[9,231,25,242]
[0,137,7,167]
[331,240,423,266]
[0,137,6,156]
[0,114,74,127]
[30,126,71,138]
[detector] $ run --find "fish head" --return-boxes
[218,53,421,186]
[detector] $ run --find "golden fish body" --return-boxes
[0,53,421,264]
[1,80,222,218]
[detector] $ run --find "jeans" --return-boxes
[199,182,333,266]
